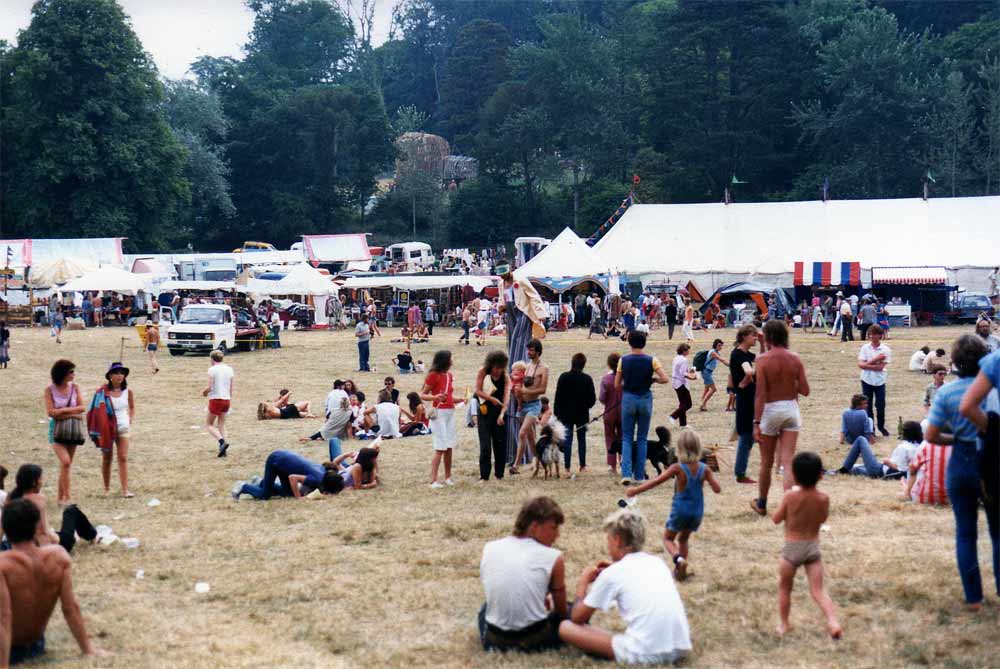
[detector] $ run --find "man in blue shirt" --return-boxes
[837,394,879,476]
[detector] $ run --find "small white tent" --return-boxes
[266,264,337,296]
[514,228,613,293]
[59,267,151,295]
[593,196,1000,276]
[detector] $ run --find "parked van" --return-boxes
[386,242,434,271]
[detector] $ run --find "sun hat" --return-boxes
[105,362,130,380]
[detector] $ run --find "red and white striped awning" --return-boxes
[871,266,947,285]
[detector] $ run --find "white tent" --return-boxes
[265,264,337,295]
[593,196,1000,275]
[29,258,97,287]
[59,267,151,295]
[341,274,495,292]
[514,228,611,280]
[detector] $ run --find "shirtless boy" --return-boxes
[772,452,842,640]
[511,339,549,474]
[752,320,810,516]
[1,499,107,666]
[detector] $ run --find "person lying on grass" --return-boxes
[257,389,317,420]
[558,509,692,666]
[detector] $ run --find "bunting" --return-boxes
[586,191,639,247]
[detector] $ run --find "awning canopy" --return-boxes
[341,274,496,292]
[159,280,245,293]
[532,275,611,294]
[871,266,948,285]
[793,262,861,286]
[59,267,151,295]
[302,234,371,263]
[701,281,793,316]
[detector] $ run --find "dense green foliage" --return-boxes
[3,0,1000,251]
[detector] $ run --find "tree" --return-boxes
[978,56,1000,194]
[162,80,237,249]
[924,71,976,197]
[439,19,512,149]
[0,0,188,249]
[792,7,936,199]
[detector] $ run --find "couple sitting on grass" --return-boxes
[231,442,381,500]
[478,496,691,666]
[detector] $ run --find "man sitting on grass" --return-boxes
[0,499,107,666]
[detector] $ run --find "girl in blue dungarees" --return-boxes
[625,429,721,582]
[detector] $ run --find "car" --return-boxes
[952,293,995,323]
[166,304,264,356]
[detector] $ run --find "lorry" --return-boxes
[166,304,264,356]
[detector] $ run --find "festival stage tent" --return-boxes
[592,196,1000,278]
[59,267,152,295]
[514,228,614,293]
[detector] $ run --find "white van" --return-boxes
[386,242,434,271]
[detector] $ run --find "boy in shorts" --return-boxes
[772,451,842,639]
[203,349,234,457]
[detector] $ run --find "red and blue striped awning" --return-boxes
[794,261,861,287]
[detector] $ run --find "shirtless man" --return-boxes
[772,452,841,639]
[751,320,810,516]
[1,499,107,666]
[511,339,549,474]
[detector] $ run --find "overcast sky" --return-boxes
[0,0,394,79]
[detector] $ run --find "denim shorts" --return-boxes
[666,509,703,532]
[518,399,542,418]
[701,370,715,386]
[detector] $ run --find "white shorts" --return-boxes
[612,634,688,667]
[682,322,694,339]
[430,408,457,451]
[759,400,801,437]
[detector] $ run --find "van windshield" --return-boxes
[180,308,225,324]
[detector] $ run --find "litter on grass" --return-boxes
[147,498,161,507]
[194,582,210,594]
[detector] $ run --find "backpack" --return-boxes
[692,350,710,372]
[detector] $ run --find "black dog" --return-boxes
[610,427,676,477]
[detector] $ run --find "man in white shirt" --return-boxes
[325,380,348,417]
[202,349,234,457]
[559,509,691,665]
[858,325,891,436]
[909,346,931,371]
[975,319,1000,353]
[479,497,567,652]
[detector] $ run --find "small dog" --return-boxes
[645,426,677,477]
[607,427,676,477]
[532,419,565,480]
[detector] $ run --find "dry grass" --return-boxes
[3,323,998,668]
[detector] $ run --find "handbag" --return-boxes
[427,372,451,420]
[52,383,86,446]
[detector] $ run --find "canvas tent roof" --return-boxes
[341,274,495,292]
[28,258,97,287]
[593,197,1000,275]
[515,228,612,281]
[59,267,151,295]
[302,234,371,263]
[259,264,337,295]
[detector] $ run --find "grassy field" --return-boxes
[2,322,997,668]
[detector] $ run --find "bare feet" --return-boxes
[776,621,791,637]
[828,621,843,640]
[675,557,688,581]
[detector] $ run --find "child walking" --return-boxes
[626,429,721,581]
[772,451,842,639]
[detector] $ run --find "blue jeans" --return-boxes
[328,437,342,461]
[240,454,293,500]
[561,423,587,470]
[621,391,652,481]
[861,381,887,433]
[947,446,1000,604]
[842,436,883,477]
[735,431,754,479]
[358,340,370,371]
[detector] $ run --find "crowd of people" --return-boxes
[2,282,999,667]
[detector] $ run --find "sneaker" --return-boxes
[249,475,263,487]
[231,481,246,499]
[444,478,455,486]
[735,476,756,484]
[430,481,445,489]
[620,477,632,486]
[217,442,230,458]
[668,416,677,426]
[675,557,688,582]
[750,498,767,516]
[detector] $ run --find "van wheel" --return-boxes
[245,337,258,352]
[169,349,184,357]
[217,342,228,356]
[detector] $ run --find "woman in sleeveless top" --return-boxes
[475,351,511,481]
[102,362,135,498]
[44,359,86,505]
